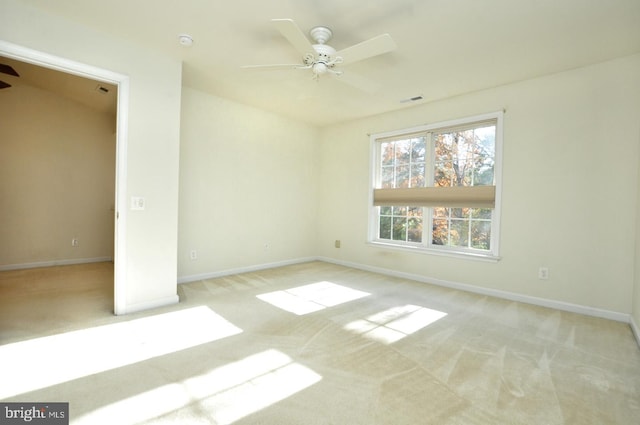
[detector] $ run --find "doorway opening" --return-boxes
[0,40,128,315]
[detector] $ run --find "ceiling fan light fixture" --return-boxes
[313,62,328,75]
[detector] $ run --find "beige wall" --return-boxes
[0,84,115,267]
[1,0,182,313]
[178,87,319,279]
[317,54,640,315]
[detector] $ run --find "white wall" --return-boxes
[633,117,640,337]
[3,0,639,322]
[317,54,640,315]
[178,87,319,280]
[1,0,182,313]
[0,84,115,267]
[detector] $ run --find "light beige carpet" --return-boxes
[1,261,639,424]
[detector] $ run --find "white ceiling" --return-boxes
[14,0,640,127]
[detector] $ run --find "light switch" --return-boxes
[131,196,145,210]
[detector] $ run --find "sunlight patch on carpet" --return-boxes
[257,281,370,315]
[344,304,447,344]
[76,349,322,425]
[0,306,242,399]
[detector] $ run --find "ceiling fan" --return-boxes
[0,63,19,89]
[242,19,396,93]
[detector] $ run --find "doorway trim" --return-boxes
[0,40,129,315]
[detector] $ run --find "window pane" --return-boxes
[411,137,426,162]
[471,220,491,249]
[379,216,391,239]
[433,207,448,219]
[381,142,394,166]
[450,219,469,247]
[410,163,425,187]
[393,206,407,216]
[408,207,423,217]
[473,166,494,185]
[380,206,392,216]
[471,208,492,219]
[395,140,411,164]
[473,126,495,185]
[461,167,473,187]
[381,166,394,188]
[435,134,453,160]
[392,217,407,240]
[456,130,474,160]
[434,161,454,187]
[396,165,410,188]
[432,219,448,245]
[408,217,422,242]
[450,208,469,219]
[475,126,496,155]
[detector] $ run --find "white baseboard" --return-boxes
[0,257,113,272]
[177,257,317,284]
[318,256,630,323]
[118,294,180,316]
[179,256,636,330]
[631,315,640,348]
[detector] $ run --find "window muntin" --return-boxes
[370,114,501,258]
[380,136,426,189]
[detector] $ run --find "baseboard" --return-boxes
[631,315,640,348]
[177,255,638,339]
[118,294,180,316]
[177,257,318,284]
[0,257,113,272]
[318,256,630,323]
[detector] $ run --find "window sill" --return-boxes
[367,241,501,263]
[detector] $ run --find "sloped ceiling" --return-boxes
[12,0,640,127]
[0,55,117,116]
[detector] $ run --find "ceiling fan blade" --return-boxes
[241,63,303,70]
[0,63,19,77]
[336,33,396,65]
[271,19,315,57]
[0,80,11,89]
[332,71,380,94]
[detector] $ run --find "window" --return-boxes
[369,112,502,259]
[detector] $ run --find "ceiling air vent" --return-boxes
[95,84,110,94]
[400,95,423,104]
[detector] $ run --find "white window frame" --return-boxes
[368,111,503,261]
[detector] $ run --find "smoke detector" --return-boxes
[178,34,194,47]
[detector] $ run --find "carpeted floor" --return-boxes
[1,261,639,424]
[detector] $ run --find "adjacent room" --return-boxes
[1,0,640,424]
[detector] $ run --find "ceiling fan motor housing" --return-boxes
[309,26,333,44]
[307,26,340,75]
[310,44,336,62]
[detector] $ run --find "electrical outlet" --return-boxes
[190,250,197,260]
[335,240,341,248]
[538,267,549,280]
[71,238,79,247]
[263,243,270,251]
